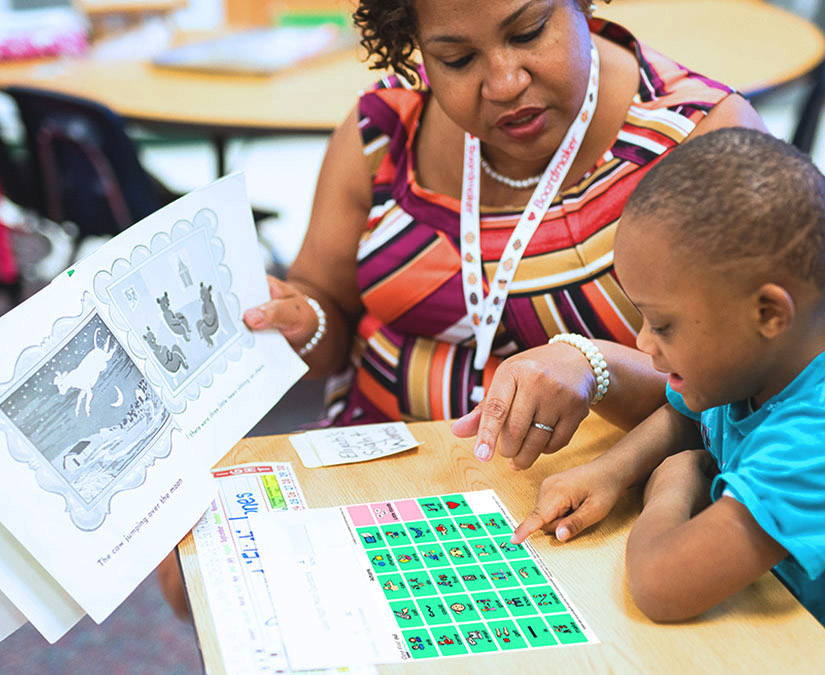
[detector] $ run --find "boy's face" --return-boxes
[615,218,769,412]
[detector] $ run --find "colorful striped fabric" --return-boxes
[324,20,732,426]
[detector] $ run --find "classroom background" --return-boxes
[0,0,823,672]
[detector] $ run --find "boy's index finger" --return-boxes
[510,493,570,544]
[473,377,517,461]
[511,511,546,544]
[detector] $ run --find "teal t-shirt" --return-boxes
[666,351,825,625]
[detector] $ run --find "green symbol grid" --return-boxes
[365,494,590,660]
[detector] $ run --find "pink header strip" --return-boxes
[393,499,424,521]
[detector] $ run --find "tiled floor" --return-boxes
[1,62,824,674]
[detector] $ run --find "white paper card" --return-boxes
[251,508,403,669]
[0,174,307,632]
[290,422,419,468]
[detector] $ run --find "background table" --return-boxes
[178,419,825,674]
[0,0,822,135]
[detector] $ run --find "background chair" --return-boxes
[3,85,179,263]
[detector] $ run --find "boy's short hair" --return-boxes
[623,128,825,288]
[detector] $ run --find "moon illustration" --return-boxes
[111,386,124,407]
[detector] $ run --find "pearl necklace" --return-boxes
[480,155,543,190]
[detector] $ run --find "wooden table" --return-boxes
[0,0,822,175]
[1,0,821,125]
[178,419,825,674]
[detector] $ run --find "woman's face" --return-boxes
[415,0,592,165]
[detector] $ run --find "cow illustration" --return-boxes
[157,291,190,341]
[53,328,116,416]
[143,327,189,373]
[196,283,219,347]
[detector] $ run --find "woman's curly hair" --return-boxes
[353,0,606,87]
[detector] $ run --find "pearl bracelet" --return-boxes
[548,333,610,404]
[298,297,327,357]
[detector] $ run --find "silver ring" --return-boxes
[531,422,555,433]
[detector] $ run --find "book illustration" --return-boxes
[0,304,174,531]
[93,208,253,411]
[142,326,188,373]
[157,291,191,342]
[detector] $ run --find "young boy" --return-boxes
[511,128,825,624]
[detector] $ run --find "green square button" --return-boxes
[516,616,558,647]
[394,547,425,570]
[509,561,548,586]
[456,564,491,591]
[417,543,450,568]
[417,498,447,517]
[459,623,498,653]
[528,585,565,614]
[403,628,438,659]
[493,536,531,560]
[479,512,514,535]
[470,538,503,562]
[453,514,485,537]
[377,573,410,600]
[548,614,588,644]
[440,494,473,515]
[432,626,469,656]
[356,526,384,548]
[431,569,462,593]
[488,619,529,651]
[390,600,423,628]
[380,525,411,545]
[415,597,453,626]
[403,570,437,597]
[444,542,474,564]
[499,588,537,616]
[431,518,461,541]
[442,592,479,622]
[471,591,508,620]
[368,549,396,573]
[483,563,520,589]
[405,520,437,544]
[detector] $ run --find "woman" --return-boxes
[244,0,764,468]
[161,0,766,619]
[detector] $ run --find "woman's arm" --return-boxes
[627,451,787,622]
[244,107,372,377]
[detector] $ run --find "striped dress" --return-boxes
[324,19,732,425]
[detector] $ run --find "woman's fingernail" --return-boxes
[245,308,264,325]
[509,534,520,544]
[556,526,570,542]
[474,443,491,461]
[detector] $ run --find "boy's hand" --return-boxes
[511,460,625,544]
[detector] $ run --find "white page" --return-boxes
[0,522,82,643]
[290,422,419,468]
[0,587,26,642]
[0,175,307,625]
[68,173,307,466]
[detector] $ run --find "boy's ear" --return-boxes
[754,283,795,339]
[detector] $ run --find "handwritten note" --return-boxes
[290,423,419,468]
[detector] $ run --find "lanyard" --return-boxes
[460,45,600,403]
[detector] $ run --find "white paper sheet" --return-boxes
[290,423,419,468]
[0,175,307,635]
[252,508,403,670]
